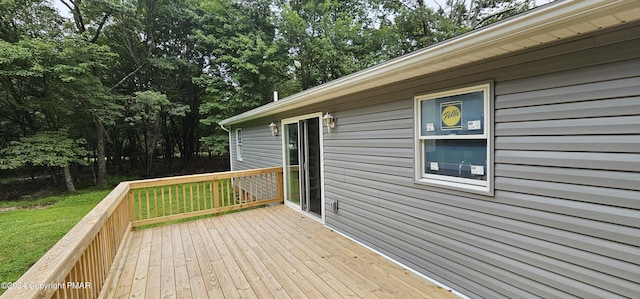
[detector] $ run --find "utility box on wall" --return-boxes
[329,199,338,212]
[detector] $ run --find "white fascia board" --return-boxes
[220,0,639,126]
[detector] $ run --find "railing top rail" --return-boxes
[127,166,283,189]
[1,182,130,299]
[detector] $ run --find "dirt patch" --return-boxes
[0,204,54,213]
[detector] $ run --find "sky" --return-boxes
[52,0,70,18]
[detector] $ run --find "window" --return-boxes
[415,83,492,194]
[236,128,243,161]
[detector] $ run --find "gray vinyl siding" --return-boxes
[231,22,640,298]
[322,22,640,298]
[229,122,283,201]
[230,122,283,171]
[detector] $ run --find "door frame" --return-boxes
[281,112,326,223]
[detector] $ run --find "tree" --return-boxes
[195,0,289,155]
[0,16,116,188]
[125,91,189,175]
[0,131,88,192]
[60,0,129,188]
[276,0,379,90]
[0,0,63,42]
[0,0,65,146]
[104,0,206,164]
[467,0,535,29]
[367,0,469,54]
[369,0,535,55]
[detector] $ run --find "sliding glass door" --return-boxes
[284,122,300,205]
[283,115,323,219]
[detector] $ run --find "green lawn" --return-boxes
[0,190,110,293]
[130,181,230,219]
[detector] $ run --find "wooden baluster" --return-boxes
[189,183,194,212]
[168,186,173,215]
[203,181,207,210]
[175,185,180,214]
[161,186,166,216]
[196,182,201,211]
[137,189,143,221]
[153,187,158,218]
[182,184,187,213]
[252,175,256,202]
[227,179,233,207]
[145,188,150,220]
[213,180,220,209]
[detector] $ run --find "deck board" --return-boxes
[111,228,141,298]
[187,222,225,298]
[160,226,177,298]
[145,228,162,298]
[107,204,459,299]
[181,223,209,299]
[171,224,193,298]
[130,229,152,298]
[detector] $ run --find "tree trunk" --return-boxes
[63,165,76,192]
[94,115,108,188]
[48,167,59,185]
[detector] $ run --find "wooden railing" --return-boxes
[0,167,283,299]
[127,167,284,227]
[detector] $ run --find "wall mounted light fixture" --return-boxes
[323,113,336,133]
[269,122,279,136]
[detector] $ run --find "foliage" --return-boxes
[276,0,379,89]
[468,0,535,28]
[103,0,205,163]
[0,0,64,42]
[125,91,190,174]
[0,131,88,170]
[195,0,289,154]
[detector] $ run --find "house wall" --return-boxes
[230,121,283,171]
[228,122,283,200]
[231,22,640,298]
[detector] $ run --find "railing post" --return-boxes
[128,190,135,222]
[277,168,284,203]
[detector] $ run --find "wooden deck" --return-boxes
[106,204,459,298]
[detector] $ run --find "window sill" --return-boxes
[414,178,493,196]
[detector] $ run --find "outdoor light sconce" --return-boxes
[323,113,336,133]
[269,122,279,136]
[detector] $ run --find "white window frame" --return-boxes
[235,128,243,161]
[414,83,493,195]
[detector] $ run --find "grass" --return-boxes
[130,180,236,229]
[0,189,110,293]
[286,169,301,204]
[130,178,273,225]
[130,180,236,221]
